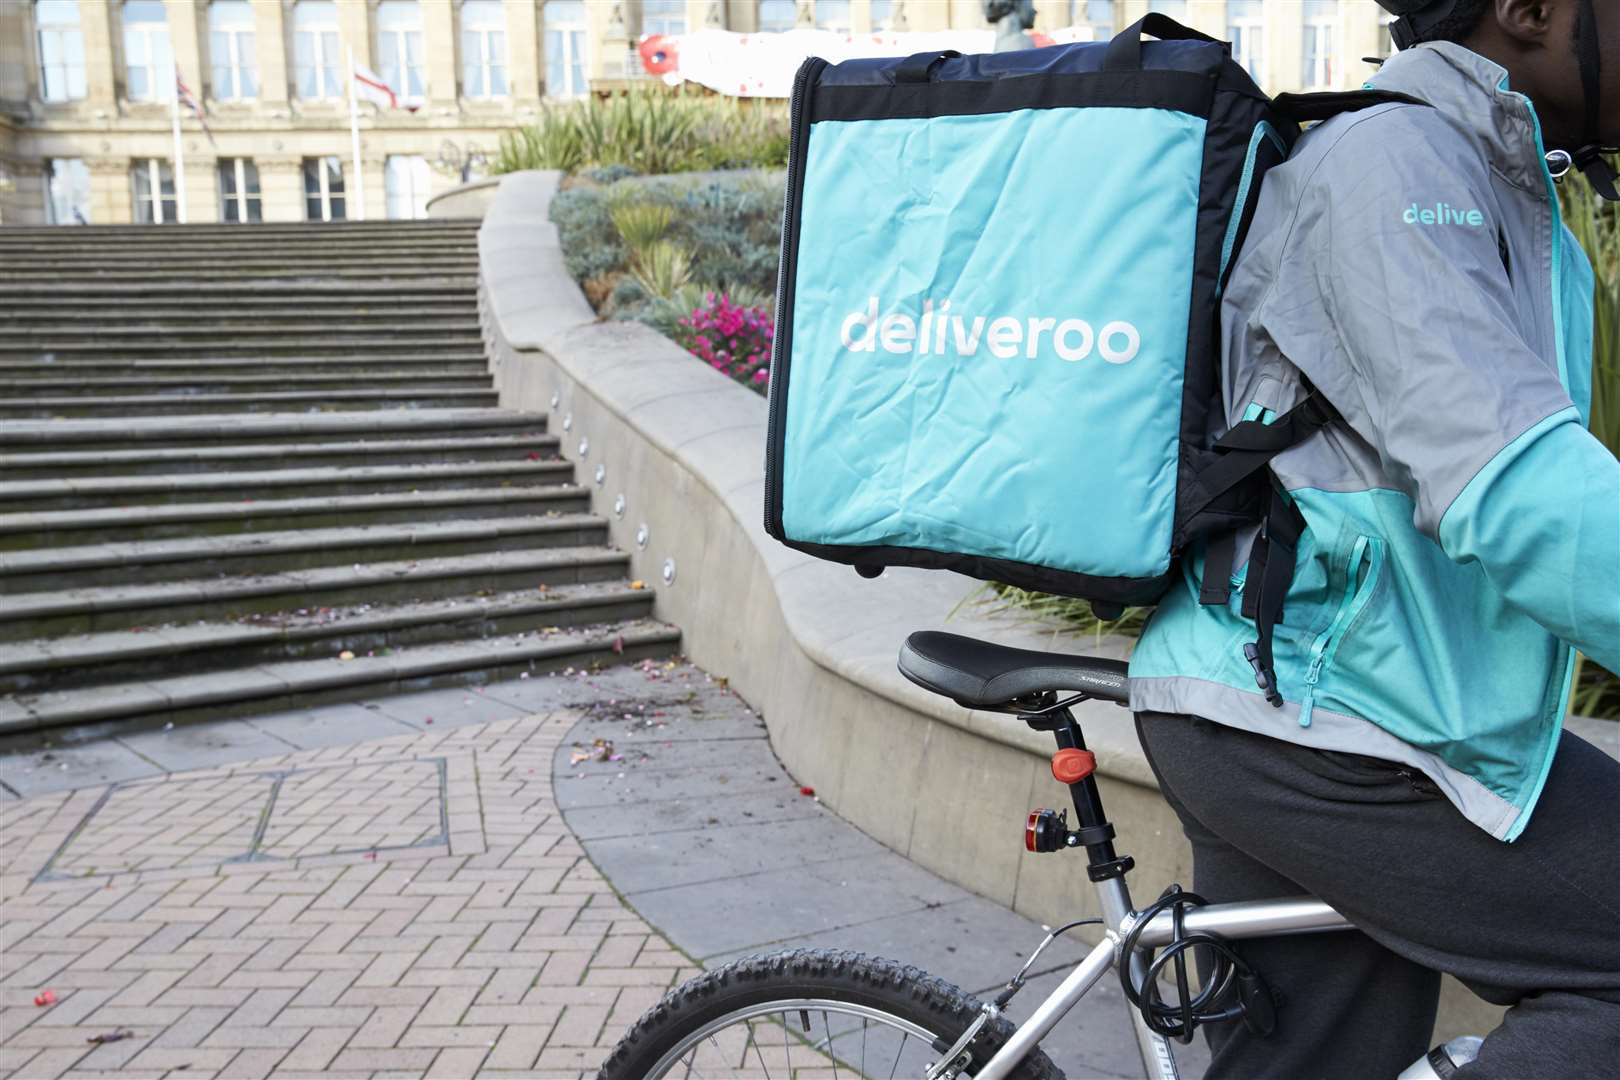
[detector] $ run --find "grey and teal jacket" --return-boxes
[1130,42,1619,841]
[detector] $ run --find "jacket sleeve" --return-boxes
[1254,107,1620,673]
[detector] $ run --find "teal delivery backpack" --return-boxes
[763,15,1417,697]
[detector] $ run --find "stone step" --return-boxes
[0,282,475,301]
[0,389,498,418]
[0,322,483,342]
[0,546,632,642]
[0,258,478,275]
[0,407,541,450]
[0,514,608,593]
[0,262,476,278]
[1,487,589,549]
[0,337,483,360]
[0,458,574,513]
[0,221,479,237]
[3,306,477,325]
[0,373,491,396]
[0,617,680,735]
[0,432,555,479]
[0,356,489,379]
[0,581,658,696]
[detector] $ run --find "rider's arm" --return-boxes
[1253,108,1620,673]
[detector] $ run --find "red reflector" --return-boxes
[1051,748,1096,785]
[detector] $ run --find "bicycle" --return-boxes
[600,630,1479,1079]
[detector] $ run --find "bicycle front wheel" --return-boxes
[599,949,1063,1079]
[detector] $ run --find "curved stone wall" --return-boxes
[478,169,1502,1039]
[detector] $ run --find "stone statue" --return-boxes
[983,0,1036,52]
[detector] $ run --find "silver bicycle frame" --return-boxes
[975,876,1352,1080]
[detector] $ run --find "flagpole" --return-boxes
[170,68,188,224]
[347,46,366,221]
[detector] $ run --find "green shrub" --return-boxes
[609,200,674,252]
[494,90,789,176]
[628,239,693,300]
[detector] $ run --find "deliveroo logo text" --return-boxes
[838,297,1141,365]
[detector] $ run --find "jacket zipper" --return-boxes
[763,56,826,538]
[1298,536,1384,728]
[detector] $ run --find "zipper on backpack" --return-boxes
[763,56,826,538]
[1298,535,1383,728]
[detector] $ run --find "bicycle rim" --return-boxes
[644,997,947,1078]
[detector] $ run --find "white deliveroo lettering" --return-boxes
[838,296,1140,365]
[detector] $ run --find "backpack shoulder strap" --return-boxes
[1270,88,1428,125]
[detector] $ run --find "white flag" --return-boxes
[352,63,401,109]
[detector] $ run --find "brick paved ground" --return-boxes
[0,704,700,1079]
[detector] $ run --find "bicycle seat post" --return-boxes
[1018,696,1135,884]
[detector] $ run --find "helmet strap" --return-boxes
[1572,0,1618,200]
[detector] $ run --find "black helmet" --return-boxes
[1375,0,1615,199]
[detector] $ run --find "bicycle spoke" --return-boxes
[746,1018,772,1079]
[783,1011,792,1073]
[860,1018,868,1079]
[823,1011,841,1079]
[887,1033,908,1080]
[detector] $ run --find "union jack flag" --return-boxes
[175,67,216,147]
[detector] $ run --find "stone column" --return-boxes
[1186,0,1226,39]
[181,145,219,222]
[255,0,290,109]
[594,3,630,80]
[256,153,305,221]
[87,156,134,224]
[81,0,119,111]
[505,0,541,105]
[0,158,46,226]
[166,0,205,94]
[1342,3,1386,88]
[688,0,719,31]
[0,2,32,109]
[1267,0,1304,93]
[423,0,459,108]
[339,0,372,70]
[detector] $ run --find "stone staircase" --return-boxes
[0,220,680,736]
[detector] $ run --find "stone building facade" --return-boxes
[0,1,1391,226]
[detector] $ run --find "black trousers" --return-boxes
[1134,712,1620,1080]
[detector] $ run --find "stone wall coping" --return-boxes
[479,169,1158,791]
[425,175,503,213]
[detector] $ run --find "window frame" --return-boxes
[303,155,346,222]
[218,157,262,223]
[1227,0,1266,88]
[122,1,173,103]
[756,0,795,33]
[1301,0,1337,90]
[209,0,258,101]
[131,157,179,224]
[814,0,851,32]
[376,0,425,102]
[642,0,686,37]
[461,0,509,100]
[45,158,91,225]
[543,0,588,99]
[36,0,88,103]
[292,0,343,101]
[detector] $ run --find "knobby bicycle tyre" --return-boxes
[599,948,1064,1079]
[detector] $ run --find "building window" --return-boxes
[218,158,262,222]
[1075,0,1113,40]
[209,0,258,100]
[1302,1,1337,89]
[1147,0,1186,19]
[377,1,424,102]
[303,156,345,220]
[132,158,179,223]
[1228,0,1265,87]
[757,0,795,32]
[36,0,87,102]
[45,158,91,224]
[461,0,508,98]
[543,0,587,99]
[642,0,686,37]
[815,0,851,31]
[385,155,431,220]
[293,0,342,100]
[122,0,173,102]
[869,0,894,30]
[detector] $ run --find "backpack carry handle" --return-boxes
[1271,89,1428,123]
[1103,14,1221,73]
[895,50,962,84]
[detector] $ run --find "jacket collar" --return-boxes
[1369,42,1550,196]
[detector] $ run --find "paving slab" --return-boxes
[246,703,420,749]
[0,736,159,798]
[114,718,298,772]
